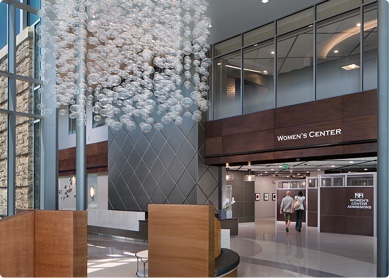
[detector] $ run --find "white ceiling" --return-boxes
[206,0,326,44]
[227,157,377,178]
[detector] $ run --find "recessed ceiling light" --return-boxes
[342,64,360,71]
[262,0,269,3]
[271,51,275,55]
[334,50,339,53]
[356,23,361,27]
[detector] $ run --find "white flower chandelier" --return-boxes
[38,0,212,132]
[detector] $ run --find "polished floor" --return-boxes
[87,218,377,277]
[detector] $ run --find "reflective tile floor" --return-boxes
[87,218,377,277]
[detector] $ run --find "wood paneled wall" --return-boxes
[320,187,374,236]
[148,204,215,277]
[0,211,35,277]
[205,90,377,165]
[58,141,108,176]
[0,210,87,277]
[35,210,87,277]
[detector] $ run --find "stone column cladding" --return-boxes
[0,26,35,216]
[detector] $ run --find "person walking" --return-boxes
[279,191,294,232]
[293,191,306,232]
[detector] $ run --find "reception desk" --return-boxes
[148,204,240,277]
[220,218,239,236]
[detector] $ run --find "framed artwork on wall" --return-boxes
[272,193,276,201]
[255,193,260,201]
[264,193,269,201]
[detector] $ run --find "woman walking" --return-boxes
[293,191,306,232]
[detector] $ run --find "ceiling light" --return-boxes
[334,50,339,53]
[318,19,376,59]
[271,51,275,55]
[244,161,255,181]
[226,163,234,181]
[226,174,235,181]
[225,64,264,74]
[262,0,269,3]
[40,0,212,133]
[357,23,361,27]
[342,64,360,71]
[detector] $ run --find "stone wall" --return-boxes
[0,27,35,216]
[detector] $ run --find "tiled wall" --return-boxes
[108,118,219,212]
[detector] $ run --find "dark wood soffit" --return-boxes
[205,142,377,166]
[58,141,108,175]
[205,90,377,166]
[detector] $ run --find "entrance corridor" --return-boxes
[87,218,376,277]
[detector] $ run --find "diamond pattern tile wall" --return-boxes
[108,118,219,212]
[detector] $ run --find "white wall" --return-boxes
[254,176,277,218]
[58,103,108,150]
[58,174,108,210]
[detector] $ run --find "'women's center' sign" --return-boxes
[347,193,372,209]
[277,129,342,141]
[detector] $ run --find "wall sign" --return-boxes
[347,193,372,210]
[277,128,342,142]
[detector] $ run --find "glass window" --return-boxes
[213,51,241,119]
[214,35,241,57]
[28,0,40,26]
[0,112,7,217]
[16,80,39,114]
[321,175,346,186]
[278,180,306,188]
[277,26,314,107]
[307,178,318,188]
[347,174,374,186]
[317,0,362,21]
[0,2,8,69]
[316,10,361,100]
[277,8,314,35]
[243,40,274,114]
[333,177,344,186]
[363,4,377,91]
[321,177,332,187]
[15,116,35,211]
[243,23,275,47]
